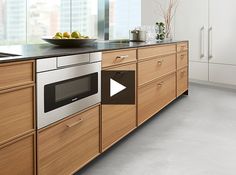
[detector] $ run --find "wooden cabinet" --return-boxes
[0,85,35,145]
[138,73,176,125]
[177,42,188,53]
[177,51,188,69]
[138,44,176,60]
[38,106,100,175]
[0,133,35,175]
[0,61,34,91]
[177,67,188,97]
[101,64,136,151]
[0,61,36,175]
[138,54,176,86]
[102,49,137,68]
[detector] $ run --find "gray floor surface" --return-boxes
[76,83,236,175]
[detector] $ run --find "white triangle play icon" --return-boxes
[110,78,126,97]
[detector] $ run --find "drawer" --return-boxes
[0,134,35,175]
[102,49,136,68]
[138,44,176,60]
[38,106,100,175]
[177,42,188,52]
[0,61,34,90]
[102,63,136,151]
[0,85,34,145]
[138,54,176,86]
[177,51,188,69]
[102,105,136,151]
[138,73,176,125]
[177,67,188,96]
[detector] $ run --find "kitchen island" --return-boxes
[0,40,189,175]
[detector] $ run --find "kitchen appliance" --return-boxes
[129,29,146,42]
[36,53,101,129]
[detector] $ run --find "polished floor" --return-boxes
[77,83,236,175]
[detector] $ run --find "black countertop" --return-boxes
[0,40,185,63]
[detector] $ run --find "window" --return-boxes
[0,0,98,45]
[27,0,70,44]
[72,0,98,38]
[0,0,27,45]
[0,0,141,45]
[109,0,141,39]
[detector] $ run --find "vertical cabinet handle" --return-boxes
[200,26,205,58]
[208,27,213,59]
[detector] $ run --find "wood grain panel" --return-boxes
[102,49,137,68]
[0,133,35,175]
[38,106,100,175]
[102,63,136,151]
[177,67,188,97]
[177,42,188,53]
[138,73,176,125]
[0,61,34,90]
[138,54,176,86]
[138,44,176,60]
[0,85,34,145]
[102,105,136,151]
[177,51,188,69]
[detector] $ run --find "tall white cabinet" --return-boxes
[175,0,236,86]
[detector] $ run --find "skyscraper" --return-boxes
[5,0,26,42]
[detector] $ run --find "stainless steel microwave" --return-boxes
[36,53,101,129]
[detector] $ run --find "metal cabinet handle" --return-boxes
[208,27,213,59]
[157,81,164,87]
[157,59,164,65]
[116,55,129,60]
[66,118,83,128]
[200,26,205,58]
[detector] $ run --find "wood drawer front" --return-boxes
[0,61,34,90]
[102,63,136,151]
[177,42,188,52]
[102,49,136,68]
[138,73,176,125]
[38,106,100,175]
[0,134,35,175]
[102,105,136,151]
[177,67,188,96]
[138,54,176,86]
[138,44,176,60]
[0,86,34,144]
[177,51,188,69]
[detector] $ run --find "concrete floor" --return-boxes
[76,83,236,175]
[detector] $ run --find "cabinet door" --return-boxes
[175,0,209,63]
[38,106,100,175]
[0,134,35,175]
[209,0,236,65]
[102,64,136,151]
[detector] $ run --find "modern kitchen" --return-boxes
[0,0,235,175]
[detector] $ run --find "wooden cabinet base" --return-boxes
[138,73,177,125]
[38,106,100,175]
[102,105,136,151]
[0,133,35,175]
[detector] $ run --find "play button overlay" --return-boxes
[102,70,135,105]
[110,79,126,97]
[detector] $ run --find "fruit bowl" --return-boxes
[42,37,97,47]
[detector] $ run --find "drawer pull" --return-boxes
[180,54,185,59]
[66,118,84,128]
[157,81,164,87]
[180,71,186,76]
[157,60,164,65]
[116,55,129,60]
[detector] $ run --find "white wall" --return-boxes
[141,0,168,26]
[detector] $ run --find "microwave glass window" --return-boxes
[44,73,98,113]
[55,77,91,102]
